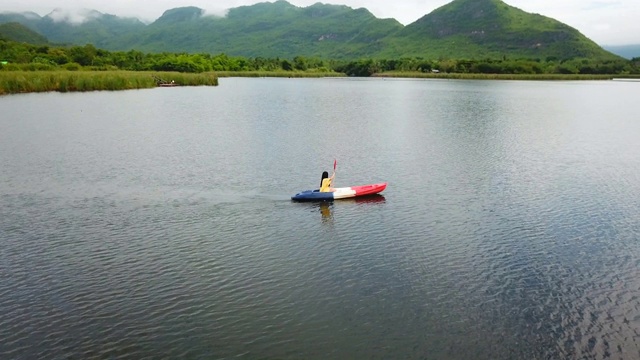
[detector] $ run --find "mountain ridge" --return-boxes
[0,0,621,60]
[602,44,640,59]
[0,22,48,44]
[380,0,612,59]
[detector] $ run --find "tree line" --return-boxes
[1,39,639,75]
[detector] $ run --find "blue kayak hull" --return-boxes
[291,189,334,202]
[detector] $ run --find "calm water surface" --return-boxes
[1,78,640,359]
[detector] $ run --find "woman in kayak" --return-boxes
[319,171,335,192]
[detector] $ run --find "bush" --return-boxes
[64,62,81,71]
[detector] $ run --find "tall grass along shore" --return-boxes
[0,71,218,95]
[3,69,633,95]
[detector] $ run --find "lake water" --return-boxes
[1,78,640,359]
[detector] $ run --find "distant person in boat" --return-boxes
[319,170,335,192]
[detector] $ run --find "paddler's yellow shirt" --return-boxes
[320,177,332,192]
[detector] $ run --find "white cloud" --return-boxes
[45,8,103,25]
[202,7,230,18]
[506,0,639,44]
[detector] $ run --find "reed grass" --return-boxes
[0,71,218,95]
[373,72,616,80]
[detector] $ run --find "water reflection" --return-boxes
[352,194,386,204]
[312,195,386,223]
[319,202,333,223]
[3,79,640,359]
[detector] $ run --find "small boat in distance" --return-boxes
[152,75,179,87]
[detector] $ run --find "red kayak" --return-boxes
[291,182,387,201]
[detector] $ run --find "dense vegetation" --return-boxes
[0,39,640,76]
[0,40,339,73]
[1,39,638,77]
[0,0,625,61]
[335,57,639,77]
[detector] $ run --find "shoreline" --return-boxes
[3,70,638,95]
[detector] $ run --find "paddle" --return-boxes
[333,159,337,186]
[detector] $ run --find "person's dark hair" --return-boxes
[320,171,329,187]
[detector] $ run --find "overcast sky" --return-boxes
[2,0,639,45]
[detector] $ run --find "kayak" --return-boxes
[291,182,387,202]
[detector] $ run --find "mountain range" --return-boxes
[0,0,628,60]
[601,45,640,60]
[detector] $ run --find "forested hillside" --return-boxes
[0,22,48,44]
[0,0,622,61]
[382,0,617,60]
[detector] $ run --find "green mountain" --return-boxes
[111,2,404,58]
[0,12,42,36]
[382,0,616,59]
[0,9,146,48]
[0,0,620,60]
[0,22,48,44]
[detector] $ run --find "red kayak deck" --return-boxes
[349,183,387,196]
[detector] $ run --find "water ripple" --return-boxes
[2,80,640,359]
